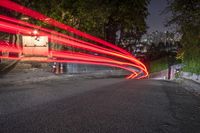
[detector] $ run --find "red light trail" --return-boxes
[0,14,147,72]
[0,0,131,56]
[0,18,147,73]
[0,0,148,79]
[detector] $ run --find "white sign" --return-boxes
[22,36,49,56]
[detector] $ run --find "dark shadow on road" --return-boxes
[0,61,19,77]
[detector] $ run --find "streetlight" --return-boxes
[32,29,38,35]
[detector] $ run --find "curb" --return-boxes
[179,78,200,95]
[0,74,75,85]
[180,72,200,84]
[0,70,127,86]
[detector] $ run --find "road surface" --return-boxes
[0,78,200,133]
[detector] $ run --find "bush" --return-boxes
[150,57,168,73]
[183,46,200,74]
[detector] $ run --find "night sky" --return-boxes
[147,0,172,33]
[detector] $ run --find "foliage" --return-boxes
[176,48,184,61]
[167,0,200,74]
[12,0,149,45]
[182,46,200,74]
[150,57,168,73]
[104,0,149,45]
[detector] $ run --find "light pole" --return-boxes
[165,31,171,80]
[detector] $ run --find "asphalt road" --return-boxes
[0,78,200,133]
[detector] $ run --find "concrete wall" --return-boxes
[149,69,168,79]
[180,72,200,83]
[65,64,116,74]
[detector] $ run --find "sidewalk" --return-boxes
[180,72,200,84]
[177,72,200,95]
[0,68,74,85]
[0,66,127,85]
[178,78,200,95]
[149,70,200,95]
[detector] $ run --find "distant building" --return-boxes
[141,31,182,45]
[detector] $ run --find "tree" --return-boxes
[167,0,200,74]
[11,0,149,52]
[104,0,149,47]
[0,5,20,48]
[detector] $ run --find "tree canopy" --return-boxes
[167,0,200,74]
[12,0,149,47]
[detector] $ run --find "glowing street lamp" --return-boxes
[32,29,38,35]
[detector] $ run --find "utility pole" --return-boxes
[165,31,171,80]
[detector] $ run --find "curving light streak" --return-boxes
[0,43,141,78]
[0,1,148,71]
[0,14,121,54]
[0,55,138,79]
[0,43,139,75]
[0,0,148,79]
[0,14,147,73]
[0,0,131,56]
[0,19,147,76]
